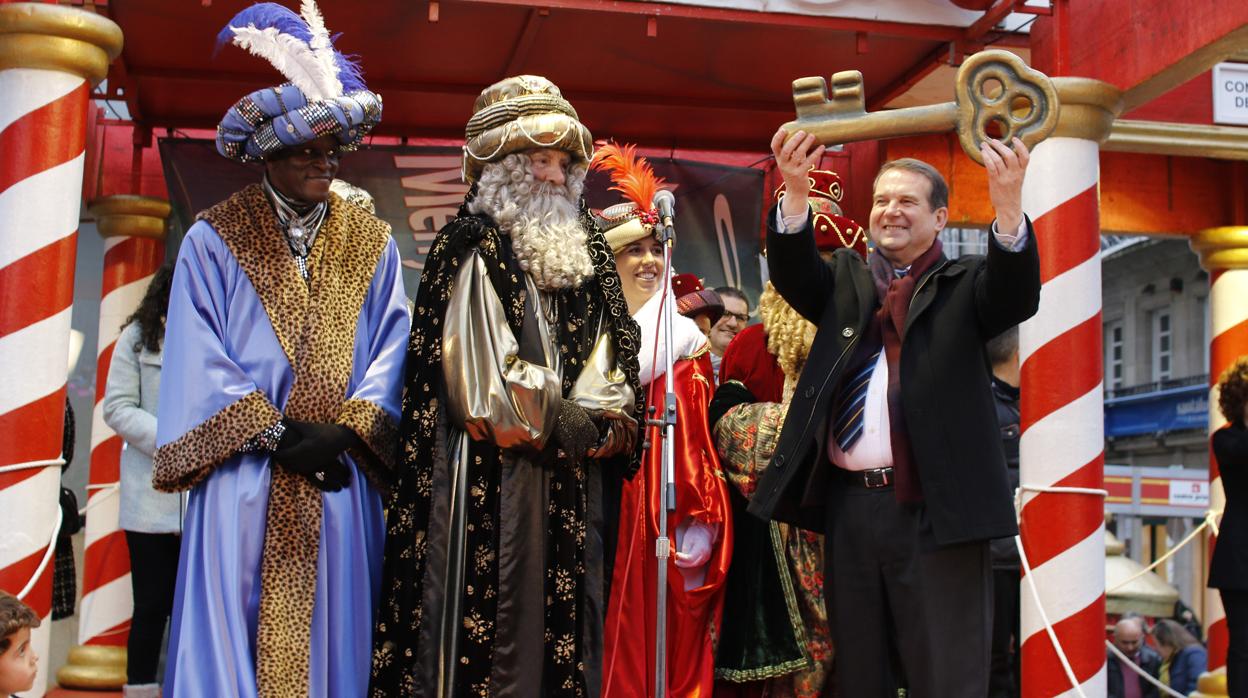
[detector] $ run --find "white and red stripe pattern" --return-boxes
[1017,136,1107,697]
[1201,253,1248,671]
[0,65,91,697]
[78,204,167,649]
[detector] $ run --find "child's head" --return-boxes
[0,591,39,694]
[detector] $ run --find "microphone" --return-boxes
[652,190,676,242]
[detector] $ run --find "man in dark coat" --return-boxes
[748,127,1041,696]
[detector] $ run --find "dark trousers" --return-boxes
[124,531,181,684]
[825,479,992,698]
[1223,588,1248,698]
[988,568,1020,698]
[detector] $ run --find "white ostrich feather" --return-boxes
[230,24,341,101]
[299,0,342,96]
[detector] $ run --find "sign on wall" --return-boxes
[158,140,766,303]
[1213,62,1248,126]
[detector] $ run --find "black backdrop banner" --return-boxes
[159,139,765,303]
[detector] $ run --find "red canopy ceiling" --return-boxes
[105,0,1024,151]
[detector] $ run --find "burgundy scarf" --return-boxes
[866,239,944,503]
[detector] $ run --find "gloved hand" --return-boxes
[272,420,358,492]
[587,409,639,459]
[674,519,718,591]
[553,399,599,465]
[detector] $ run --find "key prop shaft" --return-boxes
[783,49,1060,165]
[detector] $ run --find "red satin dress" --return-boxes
[603,348,733,698]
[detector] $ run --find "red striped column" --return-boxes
[1017,79,1121,697]
[0,5,122,696]
[1191,226,1248,678]
[58,197,168,688]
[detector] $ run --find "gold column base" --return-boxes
[90,195,172,240]
[1190,666,1228,697]
[55,644,127,689]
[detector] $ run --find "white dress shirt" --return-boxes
[775,197,1028,471]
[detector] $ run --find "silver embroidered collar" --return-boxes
[263,176,327,276]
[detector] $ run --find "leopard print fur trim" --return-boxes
[337,398,399,491]
[151,390,282,493]
[201,183,392,696]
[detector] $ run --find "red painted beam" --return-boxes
[1029,0,1248,104]
[456,0,966,42]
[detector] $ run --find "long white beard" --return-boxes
[468,154,596,291]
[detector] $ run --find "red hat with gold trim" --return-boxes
[671,273,724,326]
[775,169,868,257]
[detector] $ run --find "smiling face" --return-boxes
[614,235,665,315]
[868,168,948,268]
[710,295,749,355]
[265,135,341,205]
[0,627,37,694]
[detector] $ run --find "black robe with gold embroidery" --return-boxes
[370,196,643,697]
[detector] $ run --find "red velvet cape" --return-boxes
[603,350,733,697]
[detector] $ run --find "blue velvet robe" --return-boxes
[155,211,409,696]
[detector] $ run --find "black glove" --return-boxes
[553,399,600,465]
[587,410,639,459]
[272,420,358,492]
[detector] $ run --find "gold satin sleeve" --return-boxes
[569,327,634,414]
[442,251,563,449]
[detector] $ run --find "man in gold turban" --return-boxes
[370,76,643,698]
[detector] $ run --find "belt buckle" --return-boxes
[863,468,892,488]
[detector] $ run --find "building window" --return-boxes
[939,227,987,259]
[1152,309,1172,382]
[1106,322,1124,391]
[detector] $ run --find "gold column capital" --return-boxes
[90,195,171,241]
[0,3,123,86]
[1191,226,1248,272]
[1051,77,1123,143]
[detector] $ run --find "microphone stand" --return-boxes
[650,216,678,698]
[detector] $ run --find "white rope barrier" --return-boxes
[80,482,120,516]
[0,457,65,475]
[1014,483,1110,698]
[1,455,68,601]
[1105,638,1187,698]
[1106,508,1224,595]
[16,505,62,602]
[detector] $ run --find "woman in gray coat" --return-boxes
[101,263,179,698]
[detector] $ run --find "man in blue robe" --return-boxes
[150,3,408,696]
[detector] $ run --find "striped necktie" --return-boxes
[833,350,882,452]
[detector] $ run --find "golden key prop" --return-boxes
[783,49,1060,166]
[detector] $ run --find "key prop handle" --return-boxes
[954,50,1059,164]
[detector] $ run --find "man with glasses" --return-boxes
[709,286,751,382]
[151,4,408,694]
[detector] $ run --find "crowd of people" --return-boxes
[2,2,1246,697]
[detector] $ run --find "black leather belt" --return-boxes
[840,466,894,489]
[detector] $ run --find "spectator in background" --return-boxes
[102,262,178,698]
[1210,355,1248,696]
[1107,616,1162,698]
[0,591,39,697]
[987,326,1021,698]
[1153,618,1207,695]
[709,287,750,381]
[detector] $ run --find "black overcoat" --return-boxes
[1210,420,1248,590]
[747,206,1041,545]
